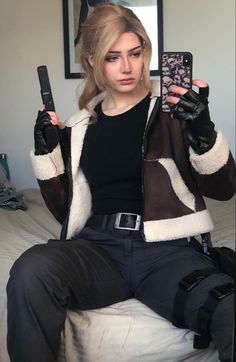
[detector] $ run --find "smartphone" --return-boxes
[37,65,55,111]
[161,52,193,112]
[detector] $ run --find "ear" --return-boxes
[88,54,94,67]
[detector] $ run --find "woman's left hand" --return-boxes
[47,111,65,129]
[166,79,217,154]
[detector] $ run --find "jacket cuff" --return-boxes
[189,130,229,175]
[30,144,65,180]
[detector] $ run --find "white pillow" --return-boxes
[59,299,218,362]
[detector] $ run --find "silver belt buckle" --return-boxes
[114,213,141,231]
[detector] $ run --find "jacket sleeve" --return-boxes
[30,130,70,223]
[37,175,68,224]
[189,130,236,200]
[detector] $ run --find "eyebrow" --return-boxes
[107,45,142,54]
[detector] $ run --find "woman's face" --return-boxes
[103,32,144,94]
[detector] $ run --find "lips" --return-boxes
[119,78,135,85]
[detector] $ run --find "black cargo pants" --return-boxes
[7,226,234,362]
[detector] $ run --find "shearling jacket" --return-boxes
[31,81,236,242]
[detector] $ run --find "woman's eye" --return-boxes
[130,51,141,58]
[105,56,118,62]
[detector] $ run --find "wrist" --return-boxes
[34,146,50,156]
[187,130,217,155]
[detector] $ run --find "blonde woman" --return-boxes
[7,3,235,362]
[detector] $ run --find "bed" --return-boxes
[0,184,235,362]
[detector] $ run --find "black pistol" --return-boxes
[37,65,55,111]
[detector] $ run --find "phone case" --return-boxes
[161,52,192,112]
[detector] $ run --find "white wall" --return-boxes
[0,1,79,190]
[0,0,235,190]
[163,0,235,153]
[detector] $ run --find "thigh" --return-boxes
[134,242,233,326]
[10,239,130,310]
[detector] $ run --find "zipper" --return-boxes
[142,97,161,156]
[141,96,161,236]
[60,129,73,240]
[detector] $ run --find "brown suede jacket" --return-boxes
[31,81,236,241]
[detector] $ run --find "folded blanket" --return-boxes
[0,164,27,211]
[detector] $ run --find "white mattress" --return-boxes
[1,188,234,362]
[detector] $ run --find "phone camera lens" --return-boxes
[183,54,191,66]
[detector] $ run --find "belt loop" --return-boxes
[101,215,108,229]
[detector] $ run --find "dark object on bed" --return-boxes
[0,164,27,211]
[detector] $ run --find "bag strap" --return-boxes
[201,232,212,254]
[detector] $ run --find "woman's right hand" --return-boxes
[34,110,65,155]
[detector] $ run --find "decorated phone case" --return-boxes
[161,52,193,112]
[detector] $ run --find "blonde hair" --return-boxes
[78,3,152,111]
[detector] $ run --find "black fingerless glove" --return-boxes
[34,110,59,155]
[172,87,217,155]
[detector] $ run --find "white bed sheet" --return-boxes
[1,188,234,362]
[0,189,60,362]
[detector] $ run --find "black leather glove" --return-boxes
[34,110,59,155]
[172,86,217,154]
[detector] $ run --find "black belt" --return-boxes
[86,212,142,231]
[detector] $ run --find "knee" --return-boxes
[7,244,50,296]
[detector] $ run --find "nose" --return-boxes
[121,56,131,73]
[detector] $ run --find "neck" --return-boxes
[102,83,149,116]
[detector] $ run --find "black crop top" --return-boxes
[80,93,151,214]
